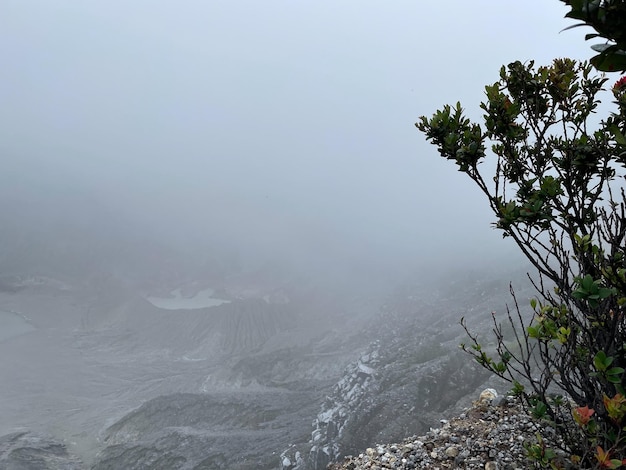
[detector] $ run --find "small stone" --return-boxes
[445,446,459,458]
[493,395,508,406]
[479,388,498,404]
[485,462,498,470]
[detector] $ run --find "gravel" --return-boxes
[327,390,573,470]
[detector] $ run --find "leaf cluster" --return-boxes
[561,0,626,71]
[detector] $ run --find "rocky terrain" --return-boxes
[328,389,570,470]
[0,265,537,470]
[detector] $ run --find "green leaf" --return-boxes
[598,288,614,299]
[610,125,626,146]
[594,350,612,371]
[581,274,595,291]
[591,43,618,53]
[591,50,626,72]
[531,400,548,419]
[560,22,589,32]
[510,381,525,396]
[494,362,507,373]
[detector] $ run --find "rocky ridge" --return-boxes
[328,390,571,470]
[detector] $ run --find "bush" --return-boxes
[417,59,626,467]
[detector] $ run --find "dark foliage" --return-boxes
[561,0,626,71]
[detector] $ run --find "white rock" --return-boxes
[478,388,498,404]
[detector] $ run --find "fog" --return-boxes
[0,1,595,288]
[0,2,603,467]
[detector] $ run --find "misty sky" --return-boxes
[0,1,597,277]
